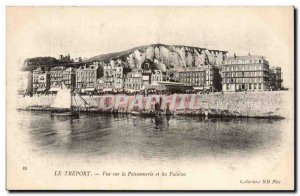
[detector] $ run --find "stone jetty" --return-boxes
[17,91,289,119]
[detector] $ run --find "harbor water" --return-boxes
[16,110,287,162]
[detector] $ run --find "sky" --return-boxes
[7,7,294,88]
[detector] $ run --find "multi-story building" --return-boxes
[124,71,143,91]
[221,54,271,91]
[113,66,124,90]
[178,65,221,92]
[96,78,105,93]
[37,71,50,93]
[141,59,153,86]
[75,64,102,92]
[102,77,114,89]
[17,71,33,95]
[269,67,283,90]
[142,71,151,86]
[163,70,173,82]
[62,67,76,89]
[101,62,115,88]
[49,66,65,92]
[32,67,44,93]
[151,70,163,83]
[98,60,125,91]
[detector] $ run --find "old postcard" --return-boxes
[6,7,294,190]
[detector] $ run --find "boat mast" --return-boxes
[70,84,73,111]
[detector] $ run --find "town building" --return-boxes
[32,67,44,93]
[62,67,76,89]
[269,67,283,90]
[141,59,154,86]
[17,71,33,95]
[221,54,271,91]
[36,71,50,93]
[102,62,115,83]
[98,60,125,91]
[49,66,65,92]
[142,72,151,87]
[99,62,116,92]
[96,78,105,93]
[162,73,171,82]
[75,64,102,93]
[178,65,221,92]
[113,65,124,90]
[151,70,163,83]
[124,71,143,91]
[164,70,174,82]
[95,76,114,93]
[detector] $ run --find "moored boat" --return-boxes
[50,83,89,118]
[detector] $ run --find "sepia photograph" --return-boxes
[6,6,294,190]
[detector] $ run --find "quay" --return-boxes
[17,91,288,119]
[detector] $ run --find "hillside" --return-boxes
[23,44,228,72]
[85,44,228,71]
[22,57,84,71]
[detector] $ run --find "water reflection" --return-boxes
[17,111,283,160]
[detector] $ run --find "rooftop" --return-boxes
[226,55,265,61]
[97,78,105,83]
[33,67,43,73]
[178,65,215,72]
[62,67,76,73]
[50,66,65,71]
[78,64,99,70]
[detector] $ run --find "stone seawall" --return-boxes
[17,91,289,118]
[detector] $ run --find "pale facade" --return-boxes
[178,65,221,92]
[32,67,44,92]
[17,71,33,95]
[76,64,100,90]
[221,55,271,92]
[124,71,143,91]
[151,70,163,83]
